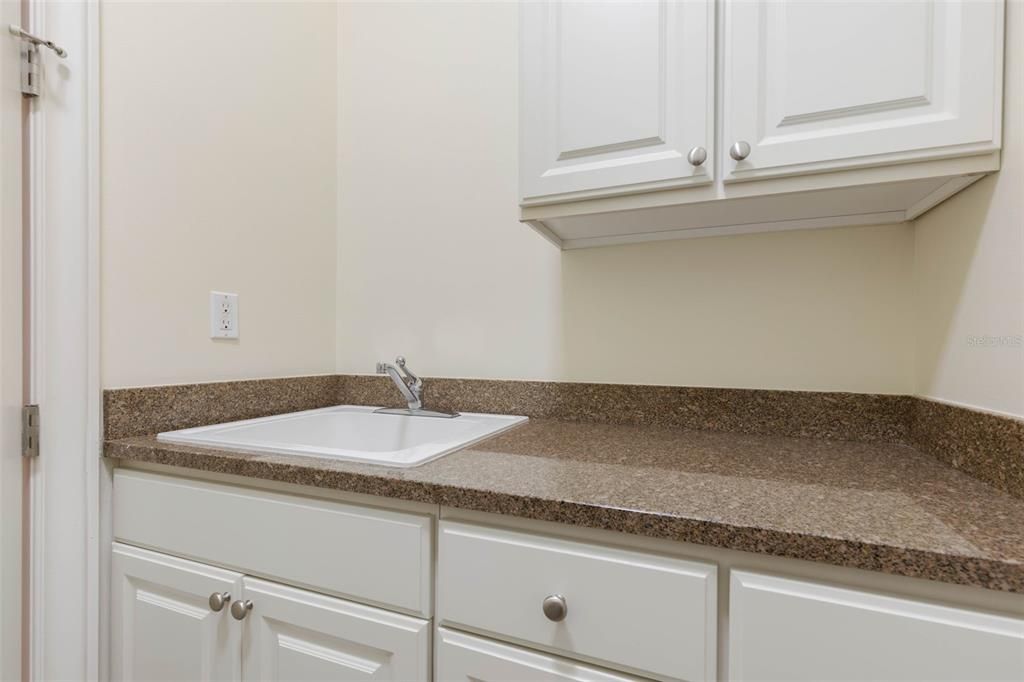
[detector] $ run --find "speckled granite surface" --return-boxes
[104,375,340,439]
[336,375,914,444]
[911,399,1024,500]
[104,376,1024,498]
[105,375,915,444]
[105,418,1024,592]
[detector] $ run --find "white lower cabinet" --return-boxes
[112,544,244,682]
[729,571,1024,682]
[243,576,429,681]
[436,627,643,682]
[438,521,716,682]
[112,471,1024,682]
[113,469,434,617]
[112,543,430,682]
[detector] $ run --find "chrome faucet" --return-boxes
[376,356,423,410]
[374,356,458,418]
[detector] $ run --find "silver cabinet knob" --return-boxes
[729,141,751,161]
[230,599,253,620]
[542,594,567,622]
[208,592,231,612]
[687,146,707,167]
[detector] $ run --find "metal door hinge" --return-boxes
[22,405,39,458]
[9,24,69,98]
[19,44,40,97]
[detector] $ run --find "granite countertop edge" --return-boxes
[103,435,1024,594]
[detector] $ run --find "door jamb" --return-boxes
[25,1,102,679]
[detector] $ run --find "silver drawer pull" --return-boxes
[230,599,253,620]
[542,594,567,622]
[687,146,707,167]
[729,140,751,161]
[208,592,231,612]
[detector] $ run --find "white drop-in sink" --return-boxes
[156,405,527,468]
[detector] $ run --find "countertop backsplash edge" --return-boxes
[103,374,1022,500]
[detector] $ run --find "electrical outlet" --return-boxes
[210,291,239,339]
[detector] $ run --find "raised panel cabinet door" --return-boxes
[729,571,1024,681]
[436,628,645,682]
[111,543,244,682]
[240,577,430,681]
[520,0,714,203]
[722,0,1004,181]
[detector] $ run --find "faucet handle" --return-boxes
[395,356,422,388]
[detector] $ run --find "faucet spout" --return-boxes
[373,356,458,418]
[376,356,423,411]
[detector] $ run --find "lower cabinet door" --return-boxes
[111,543,244,682]
[436,628,644,682]
[729,571,1024,682]
[241,576,430,681]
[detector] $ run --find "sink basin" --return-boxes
[156,405,527,467]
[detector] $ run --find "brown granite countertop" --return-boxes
[105,418,1024,593]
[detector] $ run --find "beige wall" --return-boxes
[563,224,915,392]
[335,1,563,381]
[913,0,1024,418]
[101,1,1021,409]
[101,1,338,388]
[335,1,916,393]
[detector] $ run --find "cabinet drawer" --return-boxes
[437,627,645,682]
[113,469,433,616]
[729,571,1024,682]
[437,521,716,681]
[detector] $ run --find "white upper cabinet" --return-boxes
[722,0,1003,181]
[519,0,1005,249]
[520,0,714,202]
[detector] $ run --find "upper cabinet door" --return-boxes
[722,0,1004,181]
[111,544,244,682]
[520,0,714,203]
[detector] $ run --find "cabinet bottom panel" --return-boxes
[435,628,645,682]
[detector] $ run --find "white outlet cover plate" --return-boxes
[210,291,238,339]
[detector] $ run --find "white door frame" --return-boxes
[25,0,101,680]
[0,0,26,678]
